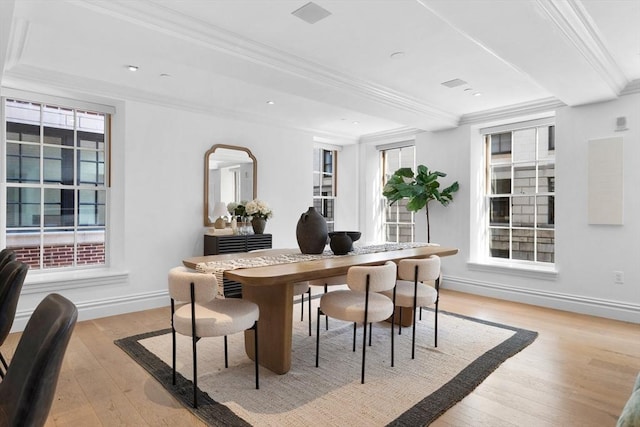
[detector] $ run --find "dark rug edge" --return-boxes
[114,311,537,427]
[386,310,538,426]
[114,328,250,427]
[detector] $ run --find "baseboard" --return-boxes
[11,290,169,333]
[443,275,640,324]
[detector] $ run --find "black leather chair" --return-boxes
[0,293,78,427]
[0,248,16,273]
[0,260,29,378]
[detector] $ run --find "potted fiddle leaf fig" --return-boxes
[383,165,459,243]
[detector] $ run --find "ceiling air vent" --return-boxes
[441,78,467,88]
[292,2,332,24]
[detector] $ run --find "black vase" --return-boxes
[329,232,352,255]
[251,217,266,234]
[296,207,328,254]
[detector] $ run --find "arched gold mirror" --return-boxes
[204,144,257,226]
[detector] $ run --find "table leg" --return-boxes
[243,283,293,374]
[386,306,414,327]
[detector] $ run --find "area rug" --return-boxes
[115,301,537,426]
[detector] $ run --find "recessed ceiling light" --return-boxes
[266,100,275,105]
[473,92,482,97]
[127,65,139,72]
[390,51,405,59]
[352,121,359,125]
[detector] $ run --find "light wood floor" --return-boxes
[3,289,639,426]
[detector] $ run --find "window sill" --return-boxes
[23,267,129,295]
[467,260,558,280]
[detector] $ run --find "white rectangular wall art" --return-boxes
[588,137,623,225]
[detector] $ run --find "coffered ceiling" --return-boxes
[1,0,638,142]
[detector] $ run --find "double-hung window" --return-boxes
[381,144,415,243]
[313,147,336,232]
[485,122,555,264]
[3,98,109,270]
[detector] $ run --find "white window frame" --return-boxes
[312,146,337,232]
[380,143,416,243]
[469,116,558,277]
[2,95,111,272]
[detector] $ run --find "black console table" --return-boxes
[203,234,272,297]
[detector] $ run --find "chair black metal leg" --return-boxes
[361,276,371,384]
[171,328,176,385]
[189,284,198,408]
[307,289,312,336]
[353,323,357,352]
[324,284,329,330]
[368,322,372,346]
[192,334,198,408]
[315,307,322,367]
[435,299,439,348]
[398,307,403,335]
[300,291,304,321]
[170,299,176,385]
[419,306,423,321]
[224,335,229,368]
[391,283,396,368]
[253,322,259,389]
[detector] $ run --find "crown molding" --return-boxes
[621,79,640,96]
[359,127,424,145]
[73,0,458,126]
[459,97,565,126]
[535,0,628,95]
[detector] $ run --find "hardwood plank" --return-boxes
[1,289,637,426]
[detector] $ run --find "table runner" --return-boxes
[195,242,437,296]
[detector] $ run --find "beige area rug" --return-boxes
[115,298,537,426]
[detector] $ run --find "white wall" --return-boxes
[414,93,640,323]
[9,91,639,330]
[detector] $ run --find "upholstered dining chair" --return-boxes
[307,275,347,333]
[168,266,260,408]
[0,260,29,378]
[381,255,441,359]
[316,261,397,384]
[0,293,77,427]
[0,248,16,272]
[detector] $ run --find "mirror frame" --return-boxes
[204,144,257,226]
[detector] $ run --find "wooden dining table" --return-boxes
[183,245,458,374]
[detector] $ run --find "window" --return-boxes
[313,147,336,232]
[485,123,555,264]
[3,98,109,270]
[381,145,415,243]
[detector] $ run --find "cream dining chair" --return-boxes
[315,261,397,384]
[168,266,260,408]
[306,275,347,333]
[380,255,441,359]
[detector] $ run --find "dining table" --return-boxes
[183,244,458,374]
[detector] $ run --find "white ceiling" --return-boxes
[1,0,639,142]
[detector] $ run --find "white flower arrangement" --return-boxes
[245,199,273,220]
